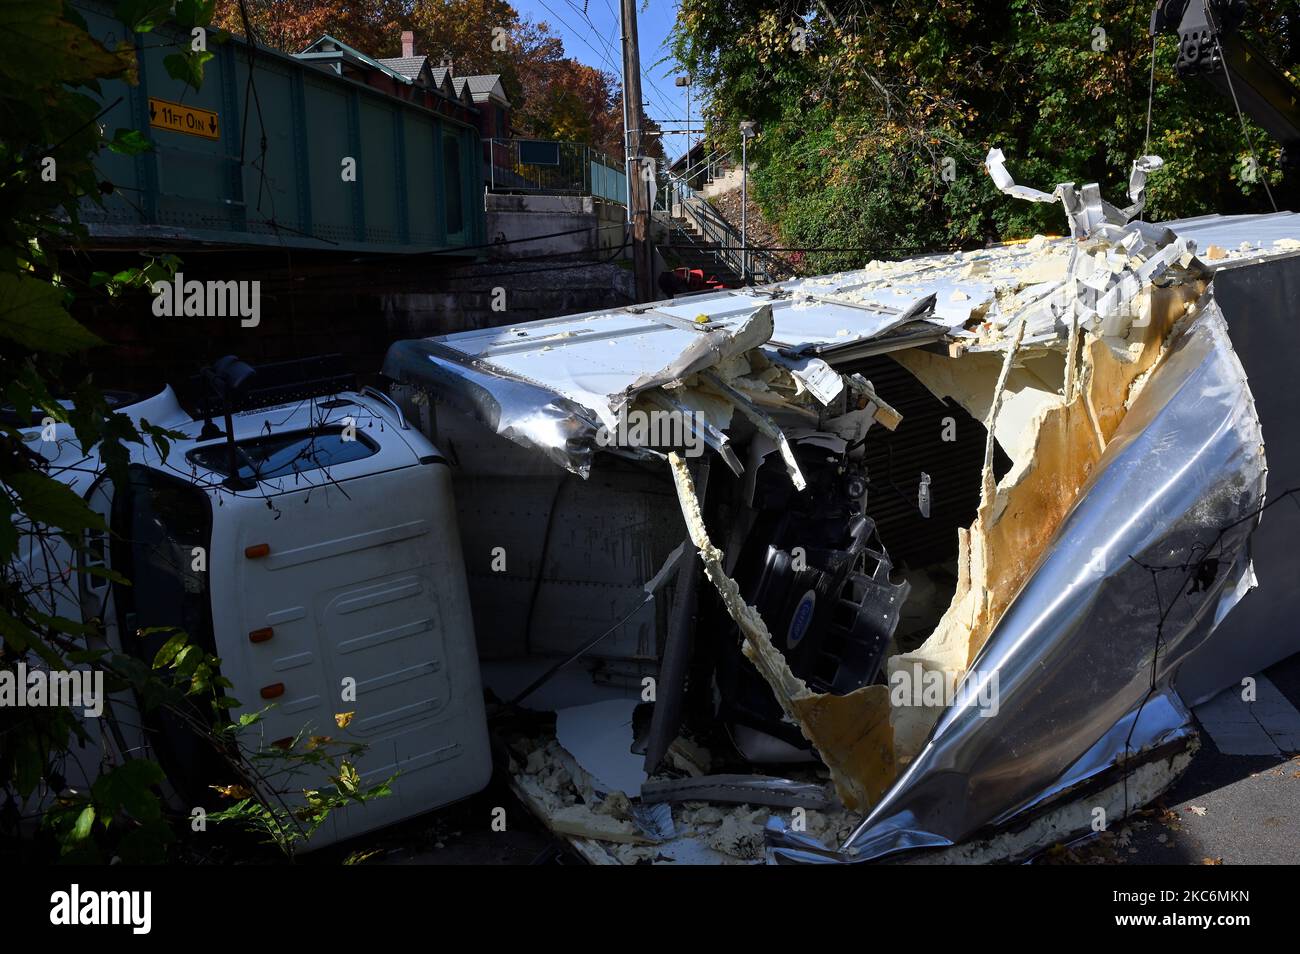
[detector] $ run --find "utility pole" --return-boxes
[618,13,631,225]
[621,0,654,302]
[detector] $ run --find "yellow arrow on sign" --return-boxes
[148,97,220,141]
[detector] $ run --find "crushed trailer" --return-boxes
[380,154,1300,863]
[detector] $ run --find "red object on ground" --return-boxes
[675,267,728,290]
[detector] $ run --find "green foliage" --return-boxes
[674,0,1297,272]
[106,128,152,157]
[164,49,216,89]
[116,1,179,34]
[174,0,218,31]
[0,274,104,353]
[205,713,393,853]
[44,758,172,863]
[0,0,385,864]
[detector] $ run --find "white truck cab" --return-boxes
[26,358,491,848]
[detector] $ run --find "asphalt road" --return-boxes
[1060,651,1300,866]
[315,653,1300,866]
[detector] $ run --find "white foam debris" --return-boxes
[555,699,646,796]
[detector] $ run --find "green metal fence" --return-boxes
[487,139,626,205]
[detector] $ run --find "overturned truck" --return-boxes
[29,155,1296,862]
[381,153,1300,863]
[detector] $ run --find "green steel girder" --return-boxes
[75,0,485,256]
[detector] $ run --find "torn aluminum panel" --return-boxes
[625,304,773,397]
[753,153,1269,858]
[985,148,1163,236]
[771,292,1265,862]
[382,206,1300,482]
[384,302,842,477]
[769,705,1199,865]
[389,152,1291,863]
[1172,249,1300,699]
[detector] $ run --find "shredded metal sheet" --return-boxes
[770,293,1266,862]
[384,210,1300,480]
[986,148,1163,236]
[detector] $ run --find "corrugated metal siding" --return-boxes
[847,355,1010,569]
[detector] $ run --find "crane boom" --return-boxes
[1152,0,1300,149]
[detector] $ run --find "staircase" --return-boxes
[663,215,744,287]
[655,160,774,289]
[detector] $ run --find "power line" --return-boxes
[536,0,622,75]
[563,0,676,116]
[1214,32,1279,212]
[542,0,677,120]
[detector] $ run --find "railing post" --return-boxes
[740,136,748,283]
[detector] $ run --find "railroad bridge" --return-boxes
[77,0,486,255]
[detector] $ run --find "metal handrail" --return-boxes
[665,214,733,280]
[675,147,731,185]
[667,178,739,275]
[692,189,780,284]
[487,138,626,204]
[660,170,776,284]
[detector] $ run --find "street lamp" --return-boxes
[675,75,691,178]
[739,120,757,284]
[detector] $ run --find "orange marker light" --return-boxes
[260,683,285,699]
[248,627,273,643]
[244,543,270,559]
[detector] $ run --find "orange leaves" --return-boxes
[211,783,252,800]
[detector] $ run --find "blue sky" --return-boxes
[511,0,696,161]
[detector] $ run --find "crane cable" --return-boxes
[1215,33,1279,212]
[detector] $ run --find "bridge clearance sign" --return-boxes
[148,97,220,141]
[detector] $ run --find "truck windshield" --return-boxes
[185,427,377,482]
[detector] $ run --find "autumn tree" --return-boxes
[500,20,618,157]
[408,0,520,72]
[213,0,410,54]
[215,0,632,160]
[673,0,1295,273]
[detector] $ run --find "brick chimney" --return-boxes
[401,30,414,58]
